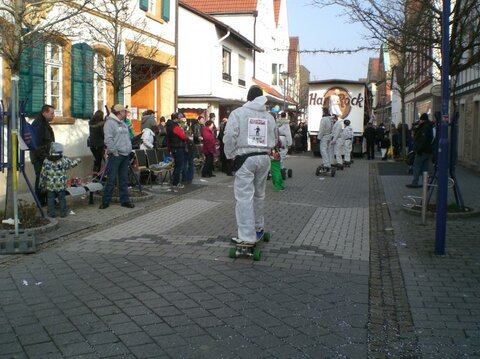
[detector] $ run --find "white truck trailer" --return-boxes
[307,80,368,157]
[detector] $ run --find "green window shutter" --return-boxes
[19,44,45,117]
[114,54,124,104]
[19,47,33,115]
[71,43,94,118]
[139,0,148,11]
[162,0,170,21]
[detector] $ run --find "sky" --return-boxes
[287,0,378,81]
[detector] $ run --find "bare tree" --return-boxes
[79,0,166,104]
[0,0,90,218]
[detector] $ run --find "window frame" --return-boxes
[238,55,246,87]
[222,47,232,82]
[44,42,63,117]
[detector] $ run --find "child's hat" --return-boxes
[51,142,64,154]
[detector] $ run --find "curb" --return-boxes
[0,217,59,235]
[94,190,154,203]
[402,206,480,219]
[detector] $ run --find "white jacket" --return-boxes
[223,96,277,159]
[317,115,333,139]
[277,119,292,148]
[342,125,353,141]
[140,128,155,150]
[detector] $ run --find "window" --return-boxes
[238,55,246,86]
[222,47,231,81]
[94,53,106,112]
[272,64,277,85]
[149,0,157,16]
[44,43,63,116]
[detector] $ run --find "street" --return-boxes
[1,154,479,358]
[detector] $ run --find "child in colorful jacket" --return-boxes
[39,143,81,218]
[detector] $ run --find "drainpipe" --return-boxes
[218,30,231,44]
[253,10,258,79]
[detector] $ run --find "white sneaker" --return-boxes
[231,238,255,245]
[176,183,185,189]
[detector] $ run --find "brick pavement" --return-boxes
[0,154,478,358]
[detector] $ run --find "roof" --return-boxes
[273,0,281,25]
[179,1,262,52]
[181,0,258,14]
[253,78,283,99]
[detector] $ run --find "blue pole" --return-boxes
[435,0,450,255]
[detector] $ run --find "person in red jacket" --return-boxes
[166,113,188,190]
[201,120,216,178]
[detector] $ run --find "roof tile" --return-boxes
[181,0,258,13]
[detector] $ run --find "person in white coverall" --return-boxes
[223,85,277,244]
[277,112,292,175]
[342,119,353,163]
[317,107,334,169]
[331,116,344,166]
[329,89,342,117]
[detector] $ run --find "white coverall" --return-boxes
[317,115,333,168]
[342,125,353,162]
[329,94,342,117]
[331,119,344,165]
[223,96,277,243]
[277,119,292,169]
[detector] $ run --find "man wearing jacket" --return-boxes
[166,113,188,190]
[407,113,433,188]
[100,104,135,209]
[223,85,277,244]
[31,104,55,206]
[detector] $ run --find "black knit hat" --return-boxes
[247,85,263,101]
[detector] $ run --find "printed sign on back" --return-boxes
[247,118,268,146]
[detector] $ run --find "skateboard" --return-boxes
[228,230,270,261]
[315,165,336,177]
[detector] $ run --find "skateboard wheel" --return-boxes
[263,232,270,242]
[331,168,336,177]
[253,249,261,261]
[287,169,292,178]
[315,166,321,176]
[228,247,237,258]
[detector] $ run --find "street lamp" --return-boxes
[280,71,289,111]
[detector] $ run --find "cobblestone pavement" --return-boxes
[1,154,479,358]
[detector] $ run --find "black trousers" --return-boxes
[366,141,375,159]
[32,159,47,206]
[90,146,104,173]
[202,154,214,176]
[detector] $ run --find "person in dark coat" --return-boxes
[88,110,105,174]
[406,113,433,188]
[30,104,55,206]
[363,122,376,160]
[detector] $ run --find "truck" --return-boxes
[307,80,368,157]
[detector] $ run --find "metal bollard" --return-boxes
[422,171,428,224]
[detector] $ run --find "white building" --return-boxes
[181,0,291,112]
[177,2,261,123]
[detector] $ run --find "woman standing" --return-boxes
[88,110,105,174]
[201,120,216,178]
